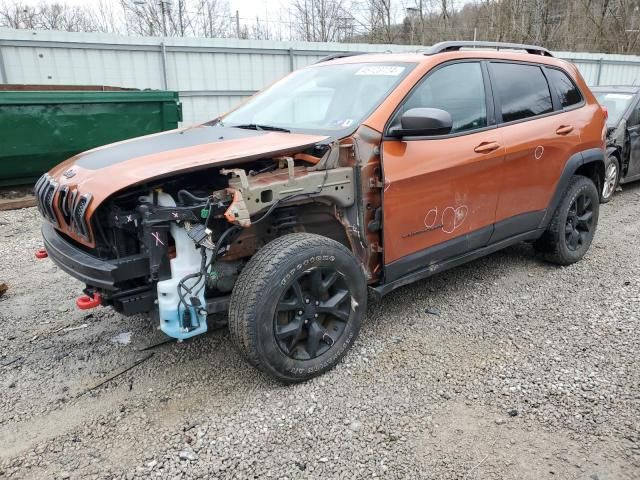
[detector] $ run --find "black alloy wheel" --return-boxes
[564,191,594,251]
[534,175,599,265]
[275,267,351,360]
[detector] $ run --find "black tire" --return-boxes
[600,155,620,203]
[534,175,599,265]
[228,233,366,383]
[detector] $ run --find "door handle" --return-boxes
[556,125,574,135]
[474,141,500,153]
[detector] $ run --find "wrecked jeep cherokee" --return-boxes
[591,86,640,202]
[36,42,607,382]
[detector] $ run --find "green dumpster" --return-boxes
[0,88,182,186]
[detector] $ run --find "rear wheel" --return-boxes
[534,175,599,265]
[228,233,366,383]
[600,155,620,203]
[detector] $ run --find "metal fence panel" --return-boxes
[3,28,640,125]
[557,50,640,86]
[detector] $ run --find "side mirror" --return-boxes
[390,108,453,137]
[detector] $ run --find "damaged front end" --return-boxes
[40,131,383,341]
[117,149,355,339]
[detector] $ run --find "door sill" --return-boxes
[370,229,543,300]
[620,173,640,184]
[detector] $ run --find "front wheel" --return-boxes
[228,233,366,383]
[600,155,620,203]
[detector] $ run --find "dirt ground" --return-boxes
[0,184,639,479]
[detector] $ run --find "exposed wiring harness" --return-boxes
[176,216,241,322]
[174,161,331,325]
[177,189,210,204]
[250,167,330,226]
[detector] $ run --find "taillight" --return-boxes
[601,105,608,120]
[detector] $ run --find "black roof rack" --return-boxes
[424,41,553,57]
[315,52,366,63]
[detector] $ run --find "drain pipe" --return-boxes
[0,46,8,84]
[160,41,169,90]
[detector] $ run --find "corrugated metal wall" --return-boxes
[2,28,640,125]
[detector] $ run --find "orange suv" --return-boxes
[36,41,607,382]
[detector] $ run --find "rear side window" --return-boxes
[397,62,487,134]
[546,68,582,108]
[491,63,553,123]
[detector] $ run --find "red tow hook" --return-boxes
[35,248,48,259]
[76,292,102,310]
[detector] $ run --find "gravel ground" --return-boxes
[0,185,639,480]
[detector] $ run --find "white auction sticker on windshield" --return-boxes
[355,66,405,76]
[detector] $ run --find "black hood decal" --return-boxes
[75,126,265,170]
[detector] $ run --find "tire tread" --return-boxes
[228,233,362,382]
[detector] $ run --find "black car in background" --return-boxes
[592,86,640,202]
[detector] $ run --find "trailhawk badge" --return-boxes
[62,169,77,179]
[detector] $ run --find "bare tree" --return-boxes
[90,0,126,34]
[121,0,166,36]
[193,0,232,38]
[0,1,43,29]
[291,0,353,42]
[120,0,231,37]
[250,16,271,40]
[36,2,97,32]
[362,0,401,43]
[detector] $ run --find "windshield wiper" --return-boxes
[232,123,291,133]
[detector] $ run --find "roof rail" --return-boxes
[424,41,553,57]
[315,52,366,63]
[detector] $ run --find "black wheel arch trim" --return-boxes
[606,145,620,158]
[538,147,605,230]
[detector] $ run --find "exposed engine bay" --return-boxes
[62,133,380,340]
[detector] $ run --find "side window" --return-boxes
[491,62,553,123]
[547,68,583,108]
[396,62,487,134]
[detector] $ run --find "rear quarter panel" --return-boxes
[564,61,607,150]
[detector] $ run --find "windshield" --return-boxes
[220,62,415,135]
[595,92,635,127]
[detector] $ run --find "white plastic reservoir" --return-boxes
[140,191,209,339]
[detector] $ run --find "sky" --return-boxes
[228,0,295,37]
[228,0,287,22]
